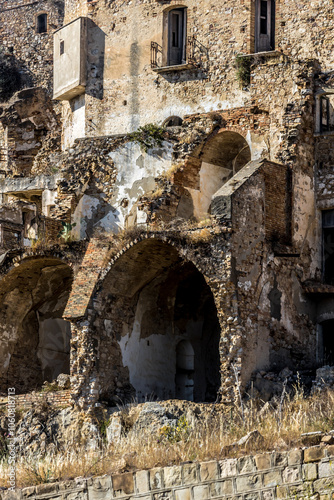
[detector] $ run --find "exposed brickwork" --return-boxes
[0,389,71,409]
[63,238,109,319]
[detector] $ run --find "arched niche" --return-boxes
[0,257,73,392]
[163,116,183,127]
[186,131,251,219]
[97,239,221,402]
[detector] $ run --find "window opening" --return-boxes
[319,95,334,134]
[37,14,47,34]
[323,209,334,285]
[255,0,275,52]
[60,40,65,56]
[163,116,183,127]
[167,8,186,66]
[320,320,334,366]
[260,1,268,34]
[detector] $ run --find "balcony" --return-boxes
[150,36,208,74]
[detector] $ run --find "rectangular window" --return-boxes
[37,13,47,34]
[171,13,179,47]
[323,209,334,284]
[60,40,65,56]
[260,1,268,35]
[318,94,334,134]
[167,8,186,66]
[255,0,275,52]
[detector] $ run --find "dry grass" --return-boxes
[160,163,182,181]
[1,388,334,488]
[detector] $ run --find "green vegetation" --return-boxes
[235,54,251,87]
[57,221,77,242]
[159,415,190,444]
[128,123,165,152]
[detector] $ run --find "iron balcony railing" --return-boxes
[151,36,209,70]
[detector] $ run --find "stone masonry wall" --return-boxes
[59,0,334,141]
[0,0,64,93]
[3,445,334,499]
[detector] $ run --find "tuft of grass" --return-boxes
[186,227,212,243]
[160,163,182,181]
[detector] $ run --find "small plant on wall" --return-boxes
[235,54,251,88]
[128,123,165,152]
[57,221,76,243]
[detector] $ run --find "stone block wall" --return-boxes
[3,446,334,499]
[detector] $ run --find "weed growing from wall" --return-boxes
[128,124,165,152]
[57,222,77,243]
[235,54,251,88]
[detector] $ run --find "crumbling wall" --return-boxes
[63,231,237,408]
[0,246,87,394]
[0,87,61,176]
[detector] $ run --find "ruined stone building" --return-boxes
[0,0,334,408]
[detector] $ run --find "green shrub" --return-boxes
[235,54,251,87]
[128,123,165,152]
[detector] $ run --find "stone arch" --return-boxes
[94,237,222,403]
[0,256,73,393]
[176,130,251,220]
[163,116,183,127]
[199,130,251,174]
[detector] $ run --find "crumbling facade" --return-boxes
[0,0,333,407]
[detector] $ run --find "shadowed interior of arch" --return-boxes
[98,239,221,403]
[180,131,251,220]
[0,258,73,393]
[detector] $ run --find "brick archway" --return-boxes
[66,233,242,409]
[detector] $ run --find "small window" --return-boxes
[320,96,334,134]
[255,0,275,52]
[316,94,334,134]
[260,1,268,35]
[163,116,183,127]
[167,8,187,66]
[37,13,47,34]
[60,40,65,56]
